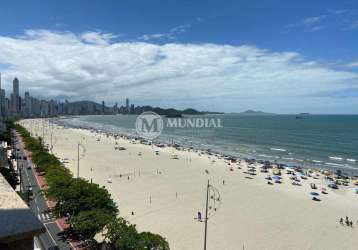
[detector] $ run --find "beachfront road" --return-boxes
[14,131,71,250]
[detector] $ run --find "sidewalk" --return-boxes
[16,132,86,250]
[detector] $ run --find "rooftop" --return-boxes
[0,173,45,243]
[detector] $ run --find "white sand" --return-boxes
[20,119,358,250]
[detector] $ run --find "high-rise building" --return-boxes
[40,100,49,117]
[31,98,41,116]
[0,88,6,119]
[4,98,10,117]
[10,93,14,113]
[130,104,135,114]
[12,77,20,113]
[114,102,118,114]
[25,92,31,117]
[125,98,129,113]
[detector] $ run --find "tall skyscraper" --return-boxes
[125,98,129,113]
[12,77,20,113]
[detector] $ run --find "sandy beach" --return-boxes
[20,119,358,250]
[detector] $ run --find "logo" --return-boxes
[135,111,164,139]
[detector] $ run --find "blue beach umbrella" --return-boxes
[272,175,282,180]
[310,192,319,196]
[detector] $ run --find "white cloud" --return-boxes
[285,15,326,32]
[347,61,358,67]
[302,15,326,25]
[286,10,358,33]
[139,33,174,41]
[139,24,190,41]
[81,31,117,45]
[0,29,357,113]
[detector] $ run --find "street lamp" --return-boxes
[76,142,86,178]
[202,180,221,250]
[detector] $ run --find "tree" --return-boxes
[104,218,170,250]
[114,224,139,250]
[46,168,73,203]
[55,178,118,217]
[138,232,169,250]
[104,218,140,249]
[104,218,132,244]
[70,209,112,241]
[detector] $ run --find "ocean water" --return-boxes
[58,114,358,173]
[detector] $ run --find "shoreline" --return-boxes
[51,116,358,177]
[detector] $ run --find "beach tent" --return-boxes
[285,167,294,173]
[273,169,281,175]
[272,175,282,183]
[323,170,331,176]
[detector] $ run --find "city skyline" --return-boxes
[0,1,357,113]
[0,74,139,119]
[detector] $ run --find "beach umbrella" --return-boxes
[272,175,282,180]
[310,192,319,196]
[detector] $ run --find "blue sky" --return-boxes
[0,0,357,113]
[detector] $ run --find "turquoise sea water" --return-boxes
[59,114,358,173]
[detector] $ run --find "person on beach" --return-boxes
[340,218,343,225]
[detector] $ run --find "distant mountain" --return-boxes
[235,110,275,116]
[141,106,203,117]
[182,108,203,115]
